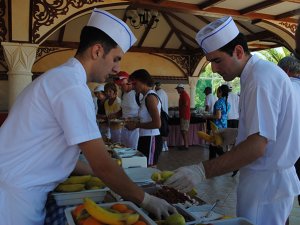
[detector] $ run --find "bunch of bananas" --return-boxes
[197,121,223,146]
[73,198,141,225]
[55,175,106,192]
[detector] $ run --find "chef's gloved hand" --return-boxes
[217,128,238,147]
[141,192,177,220]
[164,163,206,193]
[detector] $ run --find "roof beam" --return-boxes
[162,13,194,50]
[235,21,254,34]
[41,41,198,54]
[58,25,65,43]
[137,17,155,47]
[160,30,173,49]
[245,30,275,42]
[131,0,297,22]
[167,12,199,32]
[195,15,210,24]
[198,0,227,10]
[240,0,281,15]
[275,8,300,20]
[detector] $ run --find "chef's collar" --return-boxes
[240,54,258,87]
[69,57,87,83]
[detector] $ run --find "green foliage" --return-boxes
[258,47,290,64]
[195,64,240,109]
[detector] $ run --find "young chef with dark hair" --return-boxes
[0,9,175,224]
[165,16,300,225]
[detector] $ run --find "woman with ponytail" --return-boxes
[208,84,230,160]
[213,84,230,128]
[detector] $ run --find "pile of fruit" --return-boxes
[55,175,106,192]
[72,198,147,225]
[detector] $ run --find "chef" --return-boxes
[115,71,141,149]
[0,9,175,225]
[165,16,300,225]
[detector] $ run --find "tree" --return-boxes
[258,47,290,64]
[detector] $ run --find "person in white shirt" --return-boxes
[126,69,163,166]
[204,86,217,134]
[0,9,175,224]
[204,86,217,113]
[278,55,300,209]
[115,71,140,149]
[225,83,239,128]
[165,16,300,225]
[155,81,169,152]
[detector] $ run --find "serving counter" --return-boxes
[167,117,207,147]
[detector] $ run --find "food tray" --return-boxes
[65,201,157,225]
[52,188,109,206]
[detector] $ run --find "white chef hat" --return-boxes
[195,16,239,54]
[87,9,137,53]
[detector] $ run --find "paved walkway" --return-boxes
[157,145,300,225]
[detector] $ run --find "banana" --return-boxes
[151,172,161,182]
[187,188,198,197]
[83,198,139,225]
[86,177,106,190]
[197,122,223,146]
[210,121,219,134]
[197,131,214,142]
[55,184,85,192]
[62,175,92,184]
[151,171,174,183]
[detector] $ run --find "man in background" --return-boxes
[204,86,217,113]
[203,86,217,135]
[278,55,300,208]
[226,83,239,128]
[155,81,169,151]
[175,84,190,150]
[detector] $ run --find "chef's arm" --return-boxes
[203,133,267,178]
[79,138,144,204]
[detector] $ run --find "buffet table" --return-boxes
[167,117,207,147]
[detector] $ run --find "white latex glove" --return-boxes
[164,163,206,193]
[141,193,177,220]
[217,128,238,147]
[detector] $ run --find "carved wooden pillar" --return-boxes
[1,42,38,109]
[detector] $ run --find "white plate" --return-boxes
[65,201,156,225]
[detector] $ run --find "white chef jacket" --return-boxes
[0,58,101,224]
[156,88,169,115]
[236,55,300,224]
[121,90,140,118]
[139,90,161,136]
[227,92,239,120]
[205,93,217,113]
